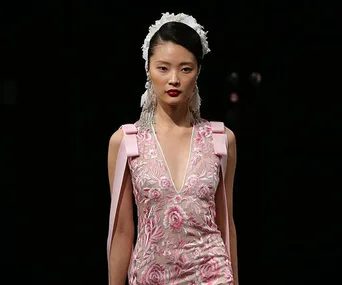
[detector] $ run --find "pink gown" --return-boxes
[127,120,234,285]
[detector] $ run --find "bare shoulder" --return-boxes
[224,126,236,146]
[108,128,124,150]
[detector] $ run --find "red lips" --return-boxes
[166,89,181,97]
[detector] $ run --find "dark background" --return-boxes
[3,1,341,284]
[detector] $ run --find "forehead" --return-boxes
[150,42,196,64]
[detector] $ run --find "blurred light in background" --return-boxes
[229,92,239,103]
[227,72,239,85]
[249,72,262,87]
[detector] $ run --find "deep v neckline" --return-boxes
[151,123,195,193]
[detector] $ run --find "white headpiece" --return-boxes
[138,12,210,127]
[141,12,211,73]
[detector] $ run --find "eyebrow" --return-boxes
[155,60,195,66]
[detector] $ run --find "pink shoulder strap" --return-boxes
[107,124,138,283]
[210,121,231,260]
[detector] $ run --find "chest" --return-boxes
[157,131,192,167]
[130,125,221,196]
[153,127,194,192]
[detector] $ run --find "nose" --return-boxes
[168,71,180,87]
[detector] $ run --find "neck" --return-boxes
[154,101,192,129]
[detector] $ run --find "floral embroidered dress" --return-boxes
[127,120,234,285]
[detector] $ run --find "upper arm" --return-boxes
[224,127,237,219]
[215,127,237,233]
[108,129,134,236]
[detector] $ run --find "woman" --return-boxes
[107,12,239,285]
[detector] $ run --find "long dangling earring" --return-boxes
[189,82,201,125]
[139,75,157,128]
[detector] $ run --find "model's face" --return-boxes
[149,41,198,107]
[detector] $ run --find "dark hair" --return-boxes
[147,22,203,69]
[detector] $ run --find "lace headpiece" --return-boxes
[138,12,210,128]
[141,12,211,72]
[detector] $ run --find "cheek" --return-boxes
[185,77,197,91]
[150,71,166,87]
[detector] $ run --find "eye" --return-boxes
[182,67,193,73]
[157,66,168,71]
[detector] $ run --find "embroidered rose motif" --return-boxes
[141,263,169,285]
[197,184,214,200]
[198,258,220,283]
[149,188,162,200]
[192,247,201,259]
[173,195,182,204]
[163,205,188,231]
[186,174,199,187]
[159,176,172,189]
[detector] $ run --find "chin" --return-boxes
[165,98,185,106]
